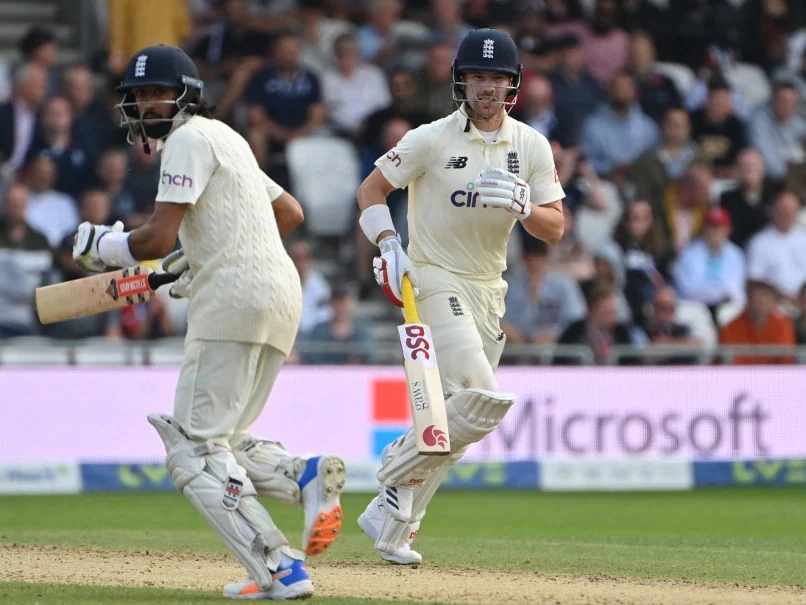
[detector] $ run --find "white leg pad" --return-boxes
[148,414,290,591]
[376,389,515,491]
[230,434,303,505]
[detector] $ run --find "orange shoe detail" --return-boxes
[304,504,343,556]
[239,583,260,596]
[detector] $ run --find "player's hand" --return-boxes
[474,167,532,220]
[162,248,193,299]
[373,235,419,308]
[72,221,124,272]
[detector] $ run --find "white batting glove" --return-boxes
[373,235,419,308]
[72,220,124,272]
[474,167,532,220]
[162,248,193,299]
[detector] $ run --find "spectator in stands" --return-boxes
[61,65,119,160]
[107,0,191,77]
[510,75,558,140]
[629,31,683,123]
[96,149,136,221]
[675,207,746,314]
[660,161,713,253]
[77,188,123,237]
[514,6,552,74]
[301,285,373,364]
[585,0,630,87]
[28,96,95,200]
[361,69,429,157]
[644,285,699,364]
[749,79,806,184]
[298,0,353,75]
[618,0,664,36]
[549,200,596,282]
[795,282,806,344]
[356,0,403,65]
[430,0,473,52]
[746,190,806,302]
[246,31,326,184]
[501,239,587,345]
[663,0,739,70]
[0,64,47,175]
[557,282,643,365]
[414,42,456,121]
[291,239,333,336]
[551,143,609,214]
[631,108,704,208]
[323,33,391,138]
[548,34,603,147]
[690,74,747,178]
[189,0,271,121]
[18,27,59,95]
[542,0,587,41]
[605,198,670,330]
[720,148,779,248]
[739,0,804,72]
[0,182,51,339]
[590,245,633,323]
[22,155,78,248]
[580,71,659,181]
[719,279,795,364]
[123,138,159,227]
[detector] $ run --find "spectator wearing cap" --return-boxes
[660,161,713,253]
[585,0,630,87]
[548,34,603,147]
[246,31,326,184]
[501,239,587,345]
[22,155,78,248]
[719,279,795,364]
[794,282,806,344]
[720,148,779,248]
[749,79,806,184]
[0,63,47,175]
[675,207,746,313]
[323,33,391,138]
[690,74,747,178]
[580,71,659,180]
[629,32,682,124]
[631,108,705,209]
[746,190,806,301]
[18,27,59,96]
[300,285,373,365]
[0,182,52,339]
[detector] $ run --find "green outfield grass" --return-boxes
[1,489,804,604]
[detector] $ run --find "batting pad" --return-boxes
[148,414,290,590]
[377,388,515,490]
[231,434,304,505]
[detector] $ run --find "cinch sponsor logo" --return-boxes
[161,171,194,188]
[450,182,485,208]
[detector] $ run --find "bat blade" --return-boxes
[398,322,450,456]
[36,265,156,325]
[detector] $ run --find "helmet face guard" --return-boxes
[451,62,523,120]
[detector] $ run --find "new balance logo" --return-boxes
[445,156,468,169]
[482,39,495,59]
[134,55,148,77]
[449,296,463,316]
[507,151,520,175]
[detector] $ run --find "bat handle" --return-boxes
[147,272,180,291]
[401,275,420,324]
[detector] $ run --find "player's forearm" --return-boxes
[357,170,397,244]
[127,224,178,260]
[521,201,564,245]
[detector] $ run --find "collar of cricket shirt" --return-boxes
[457,108,514,145]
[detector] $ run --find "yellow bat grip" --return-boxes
[401,275,421,324]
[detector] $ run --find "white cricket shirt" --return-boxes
[156,115,302,354]
[375,109,564,280]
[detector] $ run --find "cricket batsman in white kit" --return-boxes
[356,29,565,563]
[72,45,344,599]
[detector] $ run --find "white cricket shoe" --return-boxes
[357,497,423,565]
[223,552,313,600]
[298,455,346,556]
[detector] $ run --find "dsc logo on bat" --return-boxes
[398,324,437,368]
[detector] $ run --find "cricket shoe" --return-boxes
[357,496,422,565]
[223,552,313,600]
[299,455,346,556]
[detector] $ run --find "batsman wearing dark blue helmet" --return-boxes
[356,29,566,564]
[71,45,346,600]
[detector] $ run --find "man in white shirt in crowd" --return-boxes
[290,239,332,336]
[23,155,78,247]
[71,45,344,600]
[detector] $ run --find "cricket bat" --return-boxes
[35,265,179,325]
[398,275,451,456]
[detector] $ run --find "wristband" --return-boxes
[359,204,396,245]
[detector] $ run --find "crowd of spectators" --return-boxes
[2,0,806,366]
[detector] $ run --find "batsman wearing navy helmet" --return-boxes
[356,29,565,564]
[71,45,346,600]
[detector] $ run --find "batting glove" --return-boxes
[72,220,124,272]
[373,235,419,308]
[162,248,193,299]
[474,166,532,220]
